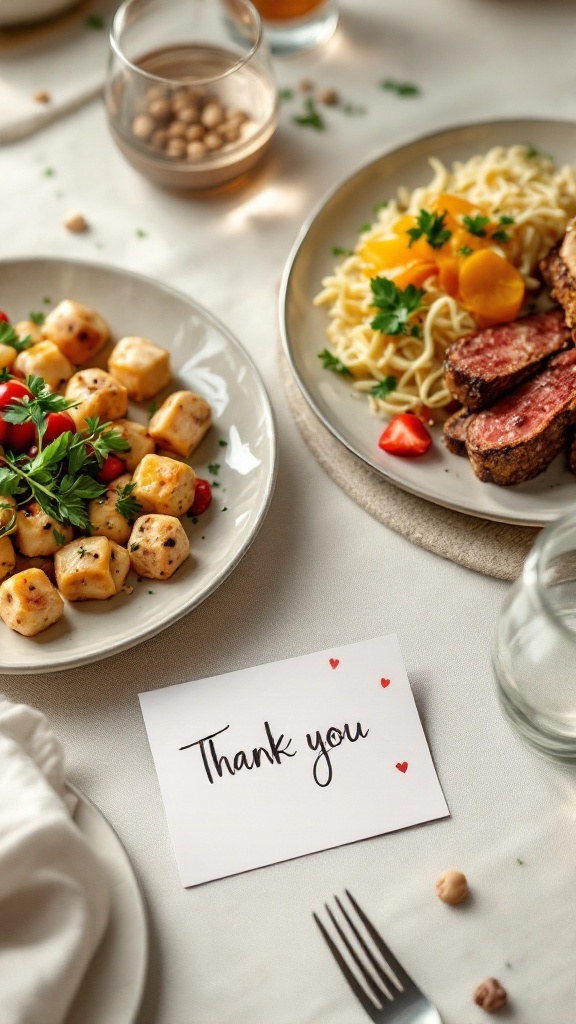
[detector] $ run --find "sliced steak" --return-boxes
[443,407,474,456]
[540,240,576,330]
[443,309,572,411]
[465,348,576,485]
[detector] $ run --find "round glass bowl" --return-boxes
[105,0,279,194]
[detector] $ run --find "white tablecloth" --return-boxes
[2,1,576,1022]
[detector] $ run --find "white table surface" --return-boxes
[2,1,576,1022]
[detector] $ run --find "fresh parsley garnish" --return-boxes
[86,13,105,28]
[28,311,45,326]
[370,376,397,399]
[0,501,17,539]
[207,463,220,476]
[341,103,366,116]
[458,245,474,256]
[129,542,140,552]
[0,418,131,532]
[148,401,159,419]
[317,349,353,376]
[407,210,451,249]
[114,482,142,522]
[279,88,294,101]
[373,201,389,213]
[499,215,515,225]
[370,277,426,335]
[0,321,34,354]
[379,79,420,97]
[2,375,78,446]
[293,98,326,131]
[331,246,354,257]
[359,222,372,233]
[525,145,553,161]
[136,228,147,238]
[53,528,66,546]
[43,168,55,178]
[218,439,228,447]
[462,214,490,238]
[491,228,510,243]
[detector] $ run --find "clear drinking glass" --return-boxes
[493,511,576,762]
[251,0,338,55]
[105,0,279,194]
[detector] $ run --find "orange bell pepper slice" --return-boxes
[458,249,525,324]
[359,237,415,275]
[393,261,438,290]
[437,257,461,298]
[431,193,486,230]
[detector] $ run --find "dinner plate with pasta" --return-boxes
[280,119,576,527]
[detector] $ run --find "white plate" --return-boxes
[0,257,276,673]
[280,118,576,527]
[65,784,148,1024]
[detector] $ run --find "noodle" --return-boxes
[314,145,576,417]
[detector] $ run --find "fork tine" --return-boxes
[313,912,380,1022]
[325,905,391,1005]
[345,890,414,991]
[334,895,399,995]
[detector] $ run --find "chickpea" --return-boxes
[473,978,507,1012]
[178,106,201,125]
[166,120,188,139]
[201,101,225,129]
[132,114,156,140]
[165,138,187,159]
[186,124,204,142]
[151,128,169,149]
[147,98,172,122]
[435,869,468,905]
[203,132,223,152]
[186,140,207,160]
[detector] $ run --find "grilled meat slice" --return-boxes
[540,236,576,331]
[465,348,576,485]
[443,310,572,411]
[443,407,474,456]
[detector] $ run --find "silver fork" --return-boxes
[313,890,442,1023]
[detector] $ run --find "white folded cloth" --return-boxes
[0,3,112,144]
[0,697,111,1024]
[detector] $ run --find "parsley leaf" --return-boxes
[2,375,78,446]
[458,245,474,257]
[207,462,220,476]
[499,214,515,225]
[491,228,510,243]
[86,13,105,29]
[53,528,66,546]
[0,322,34,354]
[370,376,397,399]
[115,482,142,522]
[293,98,326,131]
[318,349,353,376]
[332,246,354,257]
[370,277,426,335]
[28,311,45,326]
[462,214,490,237]
[0,501,17,539]
[379,79,421,97]
[407,210,451,249]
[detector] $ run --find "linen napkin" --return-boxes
[0,0,114,145]
[0,696,111,1024]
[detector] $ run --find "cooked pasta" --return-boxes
[314,145,576,417]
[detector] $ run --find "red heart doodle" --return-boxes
[380,678,391,688]
[395,761,408,773]
[329,658,339,669]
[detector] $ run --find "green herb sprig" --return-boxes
[0,322,34,355]
[407,210,451,249]
[369,277,426,335]
[318,349,353,376]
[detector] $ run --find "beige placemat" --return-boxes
[280,351,539,581]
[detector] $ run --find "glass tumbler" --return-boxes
[493,511,576,762]
[105,0,279,194]
[251,0,338,55]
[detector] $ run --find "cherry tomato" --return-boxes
[0,413,9,446]
[6,420,36,453]
[0,379,33,409]
[97,453,126,483]
[42,410,76,446]
[190,478,212,516]
[378,412,432,457]
[0,311,9,323]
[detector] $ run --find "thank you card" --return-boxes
[139,634,448,887]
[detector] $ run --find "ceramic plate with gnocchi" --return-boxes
[0,258,276,674]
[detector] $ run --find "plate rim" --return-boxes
[0,255,278,674]
[67,781,149,1024]
[279,116,576,528]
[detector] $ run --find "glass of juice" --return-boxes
[105,0,279,194]
[251,0,338,55]
[493,510,576,763]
